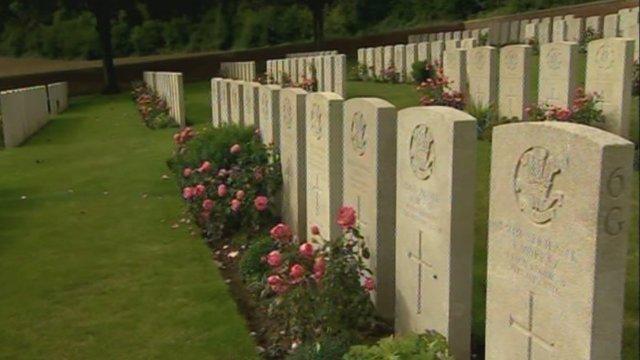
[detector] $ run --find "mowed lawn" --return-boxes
[346,79,639,359]
[0,77,637,359]
[0,86,258,359]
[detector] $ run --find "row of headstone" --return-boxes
[407,6,639,57]
[246,86,634,359]
[265,54,347,97]
[407,28,488,44]
[440,37,635,138]
[220,61,256,81]
[286,50,338,58]
[357,39,476,82]
[210,78,261,129]
[142,71,186,127]
[1,85,51,148]
[47,82,69,115]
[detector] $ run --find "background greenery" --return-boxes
[0,0,601,59]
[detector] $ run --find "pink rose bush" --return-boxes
[167,125,282,244]
[263,206,376,344]
[130,81,177,129]
[417,62,465,110]
[526,87,605,125]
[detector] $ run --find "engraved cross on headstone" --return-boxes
[310,173,322,216]
[356,195,370,245]
[509,292,555,360]
[406,230,434,314]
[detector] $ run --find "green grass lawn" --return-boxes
[346,80,639,359]
[0,87,258,359]
[0,79,636,359]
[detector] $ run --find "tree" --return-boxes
[300,0,333,48]
[61,0,137,94]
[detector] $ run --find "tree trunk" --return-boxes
[313,3,325,49]
[92,4,119,94]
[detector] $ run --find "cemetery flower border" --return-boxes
[131,81,177,129]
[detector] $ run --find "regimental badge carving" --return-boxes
[282,98,293,130]
[473,51,485,71]
[310,102,323,140]
[505,50,519,72]
[350,111,367,156]
[546,47,562,71]
[595,43,614,71]
[513,147,564,224]
[409,124,435,180]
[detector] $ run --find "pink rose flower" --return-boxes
[217,184,228,197]
[254,196,268,211]
[230,144,241,154]
[230,199,241,212]
[363,277,375,292]
[202,199,215,211]
[194,184,206,197]
[313,256,326,280]
[253,168,264,181]
[267,275,288,294]
[182,187,194,199]
[235,190,245,200]
[290,264,305,279]
[270,223,292,242]
[198,161,212,173]
[310,224,320,236]
[267,274,283,286]
[299,243,314,258]
[337,206,357,229]
[266,250,282,267]
[217,169,227,178]
[183,168,192,177]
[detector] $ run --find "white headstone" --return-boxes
[552,20,567,42]
[305,92,344,241]
[585,16,603,34]
[499,45,534,121]
[467,46,498,107]
[394,44,407,82]
[211,78,222,126]
[280,88,308,237]
[230,81,244,126]
[343,97,397,321]
[258,84,281,147]
[243,81,260,127]
[219,79,231,124]
[395,106,476,360]
[603,14,619,38]
[538,19,552,44]
[485,121,634,360]
[431,41,445,65]
[585,38,634,138]
[405,44,418,81]
[417,42,430,62]
[443,49,467,95]
[538,42,578,109]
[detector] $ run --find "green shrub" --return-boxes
[39,10,100,59]
[239,236,276,285]
[111,13,133,57]
[286,335,355,360]
[131,20,165,55]
[187,6,227,51]
[167,125,282,244]
[410,60,435,84]
[264,211,376,346]
[343,332,454,360]
[163,17,192,51]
